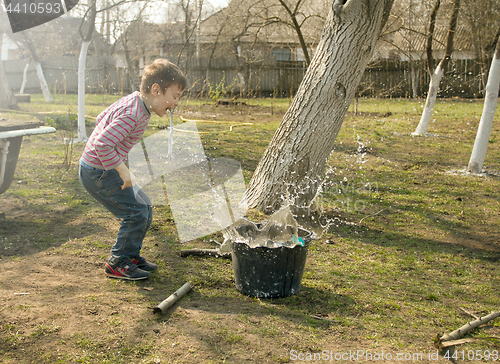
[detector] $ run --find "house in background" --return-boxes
[391,25,475,61]
[1,15,113,93]
[112,0,328,95]
[2,1,486,98]
[1,33,20,61]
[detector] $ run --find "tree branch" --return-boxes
[440,0,461,70]
[436,311,500,349]
[426,0,441,72]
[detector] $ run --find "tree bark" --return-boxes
[467,37,500,174]
[242,0,394,213]
[412,0,461,136]
[426,0,441,73]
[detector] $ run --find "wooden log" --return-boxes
[180,249,231,259]
[436,311,500,349]
[153,282,192,314]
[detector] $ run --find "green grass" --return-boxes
[1,94,499,363]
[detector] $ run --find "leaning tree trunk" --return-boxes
[412,64,444,135]
[412,0,460,136]
[242,0,394,213]
[34,61,52,102]
[467,37,500,174]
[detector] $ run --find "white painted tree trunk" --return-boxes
[467,41,500,174]
[0,59,16,109]
[412,0,460,135]
[76,40,90,142]
[412,65,444,135]
[242,0,394,212]
[34,61,53,102]
[0,8,17,109]
[20,61,30,94]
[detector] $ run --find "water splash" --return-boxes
[222,206,304,249]
[128,121,247,242]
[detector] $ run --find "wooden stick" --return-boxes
[180,249,231,258]
[153,282,192,314]
[436,311,500,348]
[459,307,480,320]
[440,337,500,349]
[440,338,479,348]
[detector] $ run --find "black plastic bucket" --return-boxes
[231,228,311,298]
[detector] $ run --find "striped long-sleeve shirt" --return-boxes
[81,91,151,170]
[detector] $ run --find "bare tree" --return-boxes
[391,0,433,98]
[412,0,461,135]
[175,0,202,63]
[242,0,394,213]
[74,0,136,142]
[114,8,160,88]
[257,0,326,66]
[461,0,500,95]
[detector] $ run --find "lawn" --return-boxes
[0,94,499,363]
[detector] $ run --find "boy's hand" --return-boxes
[115,163,136,189]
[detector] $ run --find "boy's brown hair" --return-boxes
[140,59,187,95]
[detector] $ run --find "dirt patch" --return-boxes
[1,99,500,363]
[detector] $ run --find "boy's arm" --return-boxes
[115,162,136,190]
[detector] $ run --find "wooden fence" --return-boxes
[3,56,131,95]
[360,58,486,98]
[2,56,489,98]
[180,58,308,98]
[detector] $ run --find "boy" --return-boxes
[79,59,187,280]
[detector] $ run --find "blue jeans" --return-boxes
[79,160,153,260]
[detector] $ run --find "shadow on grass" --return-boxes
[0,212,107,257]
[330,221,500,262]
[153,289,357,329]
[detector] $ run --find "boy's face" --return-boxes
[150,83,184,117]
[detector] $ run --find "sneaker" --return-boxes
[131,256,158,272]
[105,257,150,280]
